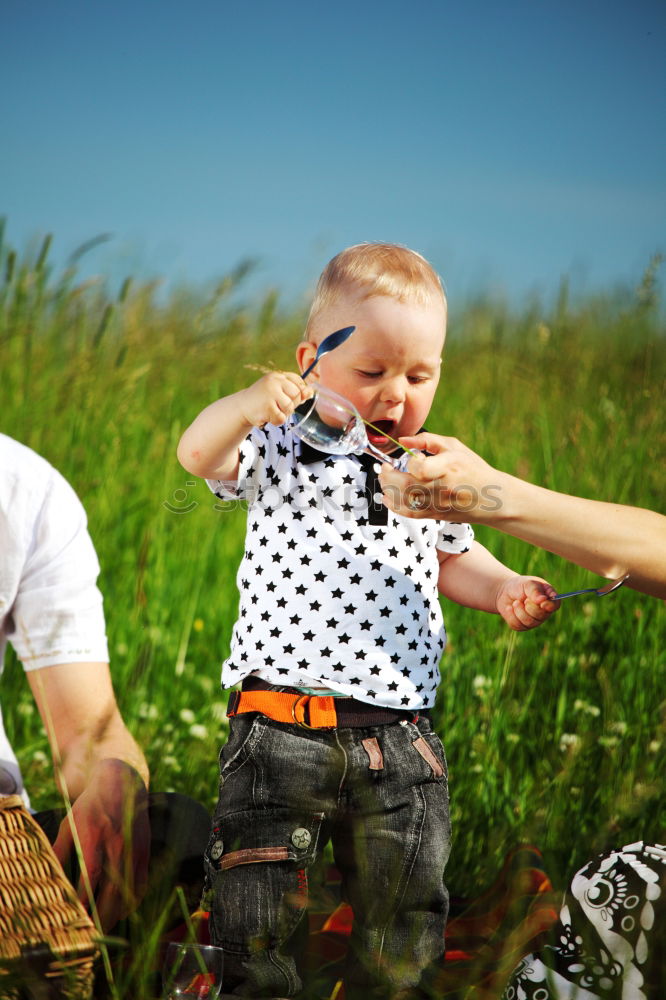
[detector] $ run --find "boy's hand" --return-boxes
[239,371,313,428]
[495,576,559,631]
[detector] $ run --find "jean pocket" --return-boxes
[206,807,323,871]
[217,714,264,783]
[205,808,324,949]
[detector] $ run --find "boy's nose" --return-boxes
[379,377,407,404]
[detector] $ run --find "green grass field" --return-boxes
[1,227,664,994]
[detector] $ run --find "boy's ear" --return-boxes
[296,340,317,375]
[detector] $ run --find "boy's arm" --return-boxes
[177,371,311,481]
[438,541,559,631]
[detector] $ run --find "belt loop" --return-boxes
[227,691,240,717]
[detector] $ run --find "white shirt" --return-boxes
[0,434,109,803]
[208,423,473,710]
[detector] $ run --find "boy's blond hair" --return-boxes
[305,242,446,338]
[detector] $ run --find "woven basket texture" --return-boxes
[0,795,99,999]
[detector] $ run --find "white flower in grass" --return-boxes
[648,740,661,754]
[608,721,627,736]
[573,699,600,717]
[139,702,159,720]
[598,735,619,749]
[189,723,209,741]
[32,750,48,765]
[163,755,181,772]
[179,708,196,724]
[17,701,35,717]
[506,732,520,744]
[472,675,491,695]
[559,732,580,752]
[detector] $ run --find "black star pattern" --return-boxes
[219,423,473,711]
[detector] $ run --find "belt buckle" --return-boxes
[291,694,317,730]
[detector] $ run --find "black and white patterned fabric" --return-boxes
[207,422,473,710]
[503,842,666,999]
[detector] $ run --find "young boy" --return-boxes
[178,243,557,999]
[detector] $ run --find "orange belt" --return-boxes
[227,690,339,729]
[227,689,418,730]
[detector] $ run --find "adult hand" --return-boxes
[52,758,150,932]
[379,433,504,523]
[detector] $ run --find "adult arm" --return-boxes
[379,433,666,600]
[27,661,150,932]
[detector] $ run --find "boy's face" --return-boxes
[297,289,445,453]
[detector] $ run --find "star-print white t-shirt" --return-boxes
[208,423,473,711]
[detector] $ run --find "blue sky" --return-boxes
[2,0,665,310]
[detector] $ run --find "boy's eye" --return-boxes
[408,375,429,384]
[356,370,382,378]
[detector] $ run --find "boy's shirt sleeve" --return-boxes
[205,426,264,501]
[436,521,474,554]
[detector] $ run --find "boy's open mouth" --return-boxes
[365,419,397,446]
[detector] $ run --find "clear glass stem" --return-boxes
[362,441,402,469]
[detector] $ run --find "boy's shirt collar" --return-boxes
[297,432,425,526]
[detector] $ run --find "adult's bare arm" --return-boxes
[27,661,150,931]
[379,433,666,600]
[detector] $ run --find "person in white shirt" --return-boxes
[0,433,207,935]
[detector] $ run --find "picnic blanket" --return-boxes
[167,841,666,997]
[175,843,559,998]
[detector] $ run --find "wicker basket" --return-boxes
[0,795,99,999]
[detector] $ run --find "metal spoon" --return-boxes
[553,573,630,601]
[301,326,355,380]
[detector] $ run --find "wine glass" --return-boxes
[162,942,224,999]
[290,385,403,468]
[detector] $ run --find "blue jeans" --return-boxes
[203,713,451,999]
